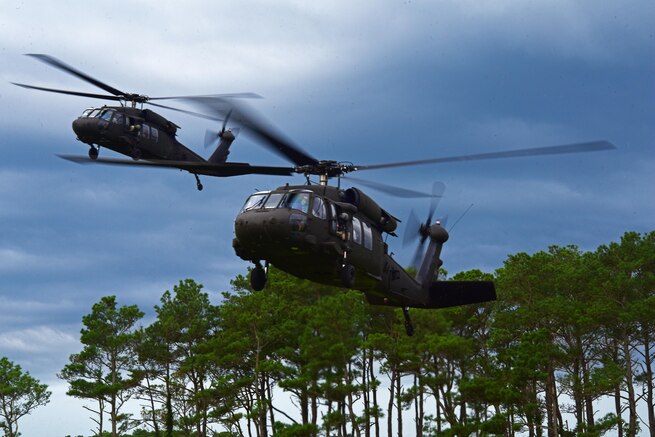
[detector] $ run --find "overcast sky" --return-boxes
[1,1,654,435]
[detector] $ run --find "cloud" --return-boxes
[0,325,77,354]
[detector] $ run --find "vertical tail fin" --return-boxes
[415,222,448,289]
[208,130,236,163]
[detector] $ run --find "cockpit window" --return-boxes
[241,192,269,212]
[311,197,327,219]
[352,217,362,244]
[284,192,310,214]
[99,109,113,121]
[264,193,284,209]
[112,112,124,125]
[82,109,101,118]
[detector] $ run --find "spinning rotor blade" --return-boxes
[11,82,124,101]
[150,92,263,100]
[355,141,616,171]
[343,176,442,199]
[179,97,319,167]
[19,54,261,117]
[403,182,446,270]
[26,53,126,97]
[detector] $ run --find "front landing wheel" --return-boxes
[250,265,267,291]
[88,147,99,160]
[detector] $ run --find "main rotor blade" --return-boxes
[355,141,616,171]
[26,53,126,97]
[58,155,295,177]
[179,97,319,167]
[342,176,443,198]
[11,82,123,101]
[147,101,224,121]
[150,92,263,100]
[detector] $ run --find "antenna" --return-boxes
[448,203,474,233]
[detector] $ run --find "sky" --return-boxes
[1,1,654,435]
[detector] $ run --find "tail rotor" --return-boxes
[206,109,240,164]
[403,182,446,270]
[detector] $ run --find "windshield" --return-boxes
[284,192,310,214]
[241,192,269,212]
[81,108,101,118]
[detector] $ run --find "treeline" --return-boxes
[56,231,653,437]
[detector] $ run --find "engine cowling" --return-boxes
[342,187,398,233]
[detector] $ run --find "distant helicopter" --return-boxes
[12,53,285,191]
[15,57,616,334]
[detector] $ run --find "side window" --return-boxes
[140,124,150,139]
[150,127,159,142]
[311,197,327,219]
[329,202,338,235]
[362,222,373,250]
[112,112,124,125]
[352,217,362,245]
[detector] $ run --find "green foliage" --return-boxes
[59,295,144,437]
[59,231,655,437]
[0,357,51,437]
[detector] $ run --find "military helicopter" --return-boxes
[62,96,614,334]
[12,54,287,191]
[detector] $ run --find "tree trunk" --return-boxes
[623,336,638,436]
[387,369,395,437]
[396,371,403,437]
[266,375,275,435]
[369,353,380,437]
[545,365,559,437]
[642,328,655,437]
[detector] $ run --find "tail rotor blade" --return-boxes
[204,129,219,149]
[411,241,426,271]
[403,209,421,247]
[426,181,446,225]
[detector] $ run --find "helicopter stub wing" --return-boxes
[425,280,496,309]
[364,280,496,309]
[58,155,295,177]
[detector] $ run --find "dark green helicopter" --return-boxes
[13,54,290,190]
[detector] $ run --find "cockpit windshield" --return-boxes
[99,109,114,121]
[240,190,313,214]
[284,192,310,214]
[241,192,270,212]
[81,108,102,118]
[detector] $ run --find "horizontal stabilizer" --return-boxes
[426,281,496,309]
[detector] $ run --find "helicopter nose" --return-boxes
[72,118,99,143]
[235,211,292,243]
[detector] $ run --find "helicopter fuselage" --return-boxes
[72,106,204,162]
[232,184,495,310]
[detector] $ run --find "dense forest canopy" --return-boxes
[4,231,654,437]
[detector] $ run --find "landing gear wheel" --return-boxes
[340,264,356,288]
[250,265,267,291]
[131,147,142,161]
[88,147,99,160]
